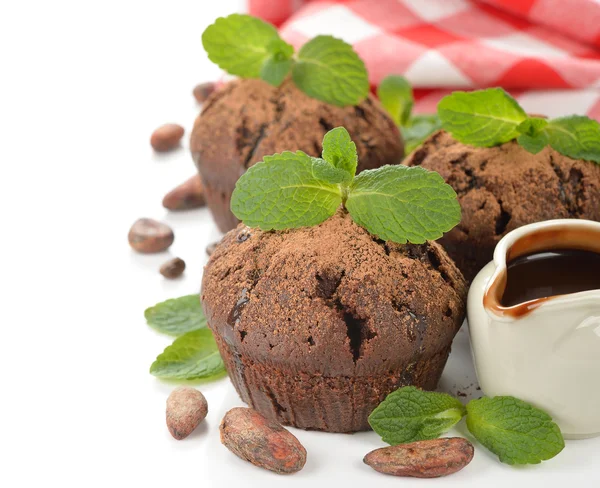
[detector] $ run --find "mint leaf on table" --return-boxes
[345,165,461,244]
[402,114,443,155]
[466,396,565,465]
[144,295,206,336]
[377,75,414,126]
[202,14,284,79]
[292,35,369,107]
[231,150,343,230]
[150,329,225,381]
[438,88,527,147]
[322,126,358,177]
[369,387,467,445]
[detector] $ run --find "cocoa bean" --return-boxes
[363,438,474,478]
[166,387,208,440]
[193,82,216,103]
[162,174,205,211]
[128,218,174,253]
[220,407,306,474]
[150,124,184,152]
[205,242,218,257]
[160,257,185,279]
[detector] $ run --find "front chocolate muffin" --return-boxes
[191,78,404,232]
[202,210,467,433]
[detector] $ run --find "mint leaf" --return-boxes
[260,57,293,87]
[322,127,358,177]
[516,117,549,154]
[202,14,281,78]
[144,295,206,336]
[292,35,369,107]
[517,117,548,137]
[231,151,343,230]
[346,165,461,244]
[311,157,353,184]
[466,396,565,465]
[150,329,225,381]
[377,75,413,126]
[543,116,600,163]
[260,38,294,87]
[369,387,467,445]
[402,114,442,155]
[438,88,527,147]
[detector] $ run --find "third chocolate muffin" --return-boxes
[190,79,404,232]
[405,130,600,282]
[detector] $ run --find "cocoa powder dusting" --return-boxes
[202,210,467,432]
[190,78,404,232]
[405,130,600,281]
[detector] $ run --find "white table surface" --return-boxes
[1,1,598,486]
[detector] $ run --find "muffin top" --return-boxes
[405,130,600,280]
[202,210,467,377]
[191,78,404,174]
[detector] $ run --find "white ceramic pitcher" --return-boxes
[468,219,600,439]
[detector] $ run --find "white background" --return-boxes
[1,1,598,486]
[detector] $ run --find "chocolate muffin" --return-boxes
[191,79,404,232]
[201,210,467,433]
[405,130,600,282]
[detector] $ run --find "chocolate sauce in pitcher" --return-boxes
[501,249,600,307]
[484,225,600,317]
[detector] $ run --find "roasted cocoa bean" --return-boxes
[160,257,185,279]
[220,407,306,474]
[162,174,205,210]
[128,218,174,253]
[205,242,218,257]
[166,387,208,440]
[193,82,216,103]
[150,124,184,152]
[363,438,474,478]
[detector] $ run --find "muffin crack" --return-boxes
[550,157,585,217]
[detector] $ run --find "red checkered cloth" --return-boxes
[248,0,600,120]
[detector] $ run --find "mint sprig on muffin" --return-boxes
[202,14,369,107]
[438,88,600,163]
[231,127,460,243]
[377,75,442,156]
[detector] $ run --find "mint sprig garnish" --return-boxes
[368,386,466,445]
[202,14,369,106]
[377,75,413,126]
[377,75,442,156]
[402,114,443,155]
[144,295,207,336]
[438,88,527,147]
[292,35,369,107]
[321,126,358,177]
[230,151,343,230]
[466,396,565,465]
[202,14,288,80]
[230,127,460,243]
[346,166,460,244]
[520,115,600,162]
[369,387,565,466]
[150,328,225,381]
[438,88,600,163]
